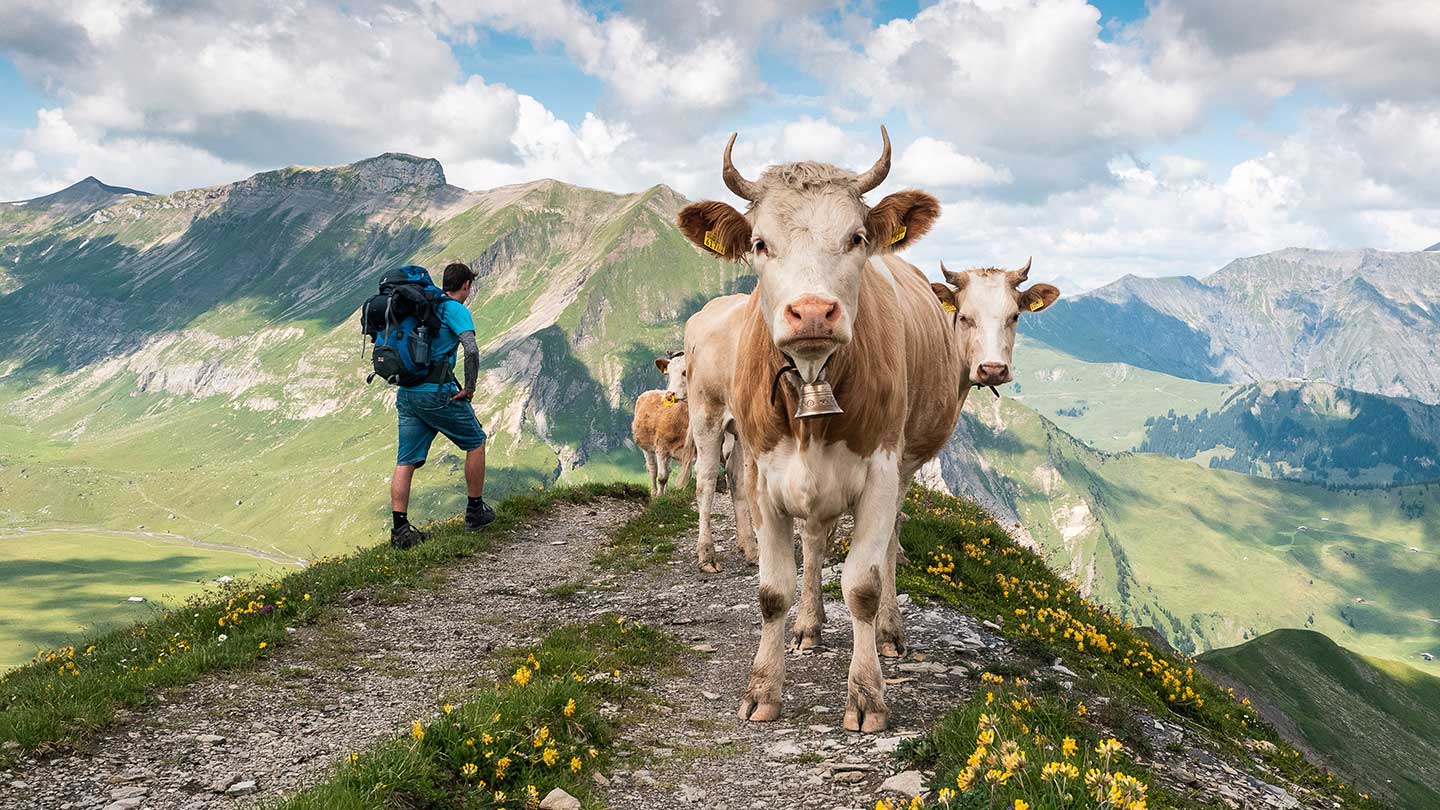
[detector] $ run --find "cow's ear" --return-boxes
[867,190,941,253]
[655,357,670,373]
[930,282,959,313]
[677,201,751,261]
[1019,284,1061,314]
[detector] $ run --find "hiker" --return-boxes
[388,261,494,547]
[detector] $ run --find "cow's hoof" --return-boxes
[698,560,721,574]
[789,624,823,652]
[842,704,889,733]
[739,697,782,722]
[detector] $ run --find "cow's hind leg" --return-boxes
[726,433,758,564]
[740,498,794,723]
[791,516,835,651]
[877,482,912,657]
[642,449,659,498]
[692,417,725,573]
[655,451,672,496]
[842,456,901,733]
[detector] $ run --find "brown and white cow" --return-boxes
[676,128,959,732]
[933,259,1060,389]
[683,293,757,572]
[631,354,693,497]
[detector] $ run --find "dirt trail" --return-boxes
[0,494,1319,810]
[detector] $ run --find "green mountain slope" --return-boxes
[933,394,1440,667]
[0,155,745,666]
[1200,629,1440,808]
[1020,248,1440,403]
[1141,380,1440,485]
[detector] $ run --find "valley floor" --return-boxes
[0,495,1344,810]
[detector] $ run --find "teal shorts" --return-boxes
[396,386,487,467]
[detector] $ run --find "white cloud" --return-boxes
[896,137,1013,188]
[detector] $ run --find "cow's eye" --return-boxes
[1009,313,1020,324]
[957,314,972,326]
[752,238,768,255]
[849,232,866,250]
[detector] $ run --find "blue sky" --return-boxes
[1,0,1436,290]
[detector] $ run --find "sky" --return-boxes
[1,0,1438,291]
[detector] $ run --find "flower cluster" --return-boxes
[932,678,1148,810]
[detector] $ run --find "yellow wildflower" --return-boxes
[542,747,559,766]
[570,756,583,774]
[442,703,454,714]
[1014,801,1030,810]
[1061,737,1078,758]
[258,642,267,650]
[461,762,478,778]
[410,720,425,741]
[513,665,533,687]
[564,698,577,717]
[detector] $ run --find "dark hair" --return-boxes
[442,262,477,292]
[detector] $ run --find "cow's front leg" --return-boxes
[791,516,836,651]
[842,452,901,733]
[740,496,794,723]
[877,511,907,658]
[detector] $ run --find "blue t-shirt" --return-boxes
[402,297,475,391]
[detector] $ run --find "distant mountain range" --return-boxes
[1020,247,1440,403]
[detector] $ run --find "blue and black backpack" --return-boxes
[360,265,451,387]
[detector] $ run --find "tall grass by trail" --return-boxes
[267,616,683,810]
[895,487,1384,810]
[0,483,645,759]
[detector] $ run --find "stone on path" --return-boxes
[539,788,582,810]
[879,770,926,798]
[766,740,805,759]
[194,733,225,744]
[226,780,258,796]
[103,800,143,810]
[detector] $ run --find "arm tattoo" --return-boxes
[459,330,479,392]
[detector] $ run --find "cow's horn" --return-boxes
[854,125,892,194]
[941,260,967,289]
[1007,257,1032,287]
[722,133,761,201]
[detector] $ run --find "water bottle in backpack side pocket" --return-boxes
[407,324,431,368]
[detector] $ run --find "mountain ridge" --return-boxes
[1020,246,1440,402]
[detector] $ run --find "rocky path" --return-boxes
[2,494,1321,810]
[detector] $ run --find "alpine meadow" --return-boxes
[2,2,1440,808]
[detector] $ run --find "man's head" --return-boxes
[442,261,478,302]
[655,352,688,402]
[676,127,940,384]
[936,259,1060,386]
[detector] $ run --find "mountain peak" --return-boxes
[1426,241,1440,252]
[348,153,446,188]
[8,175,150,217]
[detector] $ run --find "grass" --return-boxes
[268,615,684,810]
[1200,629,1440,809]
[0,483,645,759]
[895,486,1384,809]
[592,487,697,571]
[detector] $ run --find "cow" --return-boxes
[675,128,959,732]
[933,259,1060,389]
[683,293,758,572]
[631,353,693,497]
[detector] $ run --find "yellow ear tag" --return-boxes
[702,230,725,255]
[1028,298,1044,312]
[662,393,676,406]
[888,225,908,246]
[942,302,957,312]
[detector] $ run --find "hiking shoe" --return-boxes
[390,523,428,549]
[465,499,496,531]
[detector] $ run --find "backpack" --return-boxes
[359,265,451,387]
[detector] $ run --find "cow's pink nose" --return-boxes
[784,295,842,337]
[977,362,1009,382]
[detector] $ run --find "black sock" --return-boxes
[467,496,484,510]
[392,511,409,530]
